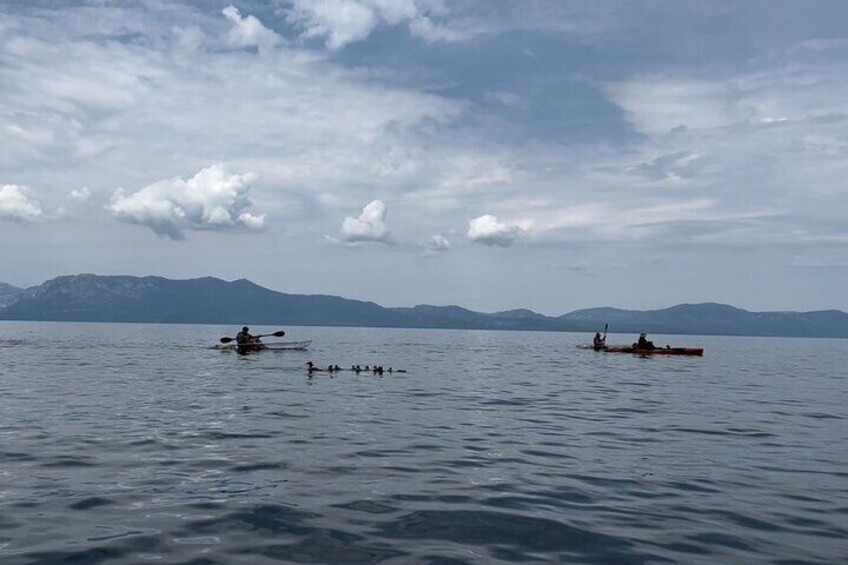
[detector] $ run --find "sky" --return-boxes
[1,0,847,314]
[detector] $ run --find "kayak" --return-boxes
[601,346,703,356]
[216,340,312,351]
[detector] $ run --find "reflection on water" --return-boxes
[0,322,846,563]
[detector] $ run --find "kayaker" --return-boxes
[235,326,254,354]
[637,333,656,350]
[593,332,606,350]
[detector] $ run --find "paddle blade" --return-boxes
[220,337,234,343]
[271,330,286,337]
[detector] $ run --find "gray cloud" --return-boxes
[423,233,450,254]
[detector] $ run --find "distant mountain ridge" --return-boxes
[0,274,846,338]
[560,304,848,338]
[0,282,21,308]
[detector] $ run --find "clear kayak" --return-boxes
[216,340,312,351]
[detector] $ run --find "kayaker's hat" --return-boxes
[640,332,646,337]
[242,326,249,332]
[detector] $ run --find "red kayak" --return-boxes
[602,346,704,356]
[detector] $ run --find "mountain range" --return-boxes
[0,274,846,338]
[0,282,21,308]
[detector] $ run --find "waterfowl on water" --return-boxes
[306,361,406,374]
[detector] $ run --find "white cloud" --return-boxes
[283,0,466,49]
[424,233,450,254]
[69,187,91,201]
[610,61,848,138]
[108,164,264,240]
[408,15,467,43]
[467,214,523,247]
[286,0,377,49]
[222,5,281,54]
[0,184,42,222]
[340,199,391,244]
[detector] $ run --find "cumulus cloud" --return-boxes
[340,199,392,244]
[424,233,450,254]
[0,184,43,222]
[108,164,264,240]
[283,0,466,49]
[69,187,91,201]
[467,214,523,247]
[222,5,282,54]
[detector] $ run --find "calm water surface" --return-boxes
[1,322,846,564]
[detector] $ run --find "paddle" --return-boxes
[220,330,286,344]
[603,323,608,341]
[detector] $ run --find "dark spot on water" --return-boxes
[187,502,223,510]
[202,432,275,440]
[661,541,712,555]
[42,456,96,468]
[186,504,320,536]
[1,451,36,462]
[416,556,472,565]
[69,497,114,510]
[801,412,843,420]
[264,410,309,419]
[333,500,399,514]
[376,509,638,558]
[127,438,158,446]
[231,462,287,472]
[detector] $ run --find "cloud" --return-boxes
[408,14,467,43]
[69,187,91,201]
[467,214,523,247]
[609,59,848,139]
[283,0,466,49]
[222,5,282,54]
[340,199,392,244]
[0,184,42,222]
[108,164,264,240]
[423,233,450,254]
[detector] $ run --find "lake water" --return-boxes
[0,321,846,564]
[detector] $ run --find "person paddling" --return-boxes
[636,332,656,350]
[236,326,257,354]
[593,332,606,350]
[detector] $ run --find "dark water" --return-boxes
[1,322,846,564]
